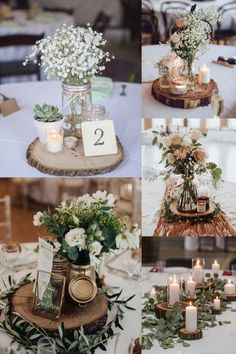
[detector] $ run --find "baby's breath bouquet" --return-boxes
[33,191,140,266]
[24,24,113,85]
[168,6,220,87]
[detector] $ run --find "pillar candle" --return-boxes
[185,303,197,332]
[193,261,203,284]
[199,64,210,84]
[212,260,220,275]
[213,296,220,310]
[186,277,196,298]
[224,280,236,295]
[169,278,180,306]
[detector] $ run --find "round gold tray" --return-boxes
[170,200,215,218]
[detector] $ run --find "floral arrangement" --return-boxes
[169,6,220,69]
[156,53,184,76]
[33,191,140,265]
[24,24,114,85]
[152,129,222,189]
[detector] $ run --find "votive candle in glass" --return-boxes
[212,260,220,276]
[192,258,205,285]
[213,296,220,310]
[46,128,64,154]
[186,276,196,299]
[199,64,210,84]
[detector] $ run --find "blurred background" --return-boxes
[0,178,141,242]
[0,0,140,84]
[142,0,236,46]
[142,237,236,269]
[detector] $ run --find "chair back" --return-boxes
[142,0,154,11]
[142,8,159,44]
[92,11,111,33]
[15,0,29,10]
[160,1,191,41]
[42,7,74,16]
[0,195,12,240]
[215,1,236,43]
[0,34,44,81]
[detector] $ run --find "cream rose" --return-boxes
[192,148,208,162]
[191,130,202,141]
[174,146,190,159]
[169,134,181,146]
[166,152,176,164]
[161,136,172,148]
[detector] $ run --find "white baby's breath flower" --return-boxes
[33,211,44,226]
[65,228,87,250]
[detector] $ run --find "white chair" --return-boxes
[0,195,12,240]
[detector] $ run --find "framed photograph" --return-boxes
[33,270,66,320]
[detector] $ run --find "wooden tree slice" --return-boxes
[225,293,236,302]
[170,201,215,218]
[155,302,189,318]
[26,137,124,176]
[11,283,108,334]
[152,77,218,109]
[179,328,203,340]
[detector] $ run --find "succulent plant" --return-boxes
[34,104,63,122]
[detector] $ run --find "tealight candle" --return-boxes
[197,200,206,213]
[199,64,210,84]
[64,136,78,149]
[213,296,220,310]
[224,280,236,295]
[169,275,180,306]
[46,128,63,154]
[149,287,157,299]
[212,260,220,275]
[193,260,203,284]
[186,276,196,298]
[186,302,197,333]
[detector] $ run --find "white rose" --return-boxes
[166,153,176,164]
[170,32,181,44]
[89,241,102,256]
[161,136,172,148]
[65,228,87,250]
[191,130,202,141]
[33,211,44,226]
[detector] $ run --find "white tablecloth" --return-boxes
[142,179,236,236]
[149,0,236,39]
[0,243,141,354]
[142,44,236,118]
[0,80,141,177]
[142,267,236,354]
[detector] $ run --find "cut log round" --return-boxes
[225,293,236,302]
[26,137,124,176]
[11,283,108,334]
[152,77,218,109]
[155,302,189,319]
[179,328,203,340]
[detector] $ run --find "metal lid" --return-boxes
[68,275,97,304]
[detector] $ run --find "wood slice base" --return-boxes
[155,302,189,318]
[26,137,125,176]
[11,283,108,334]
[152,77,218,109]
[179,328,203,340]
[211,308,222,315]
[170,201,215,219]
[225,293,236,301]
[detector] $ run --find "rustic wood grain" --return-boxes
[12,283,108,334]
[152,77,218,109]
[26,136,125,176]
[155,302,189,319]
[179,328,203,340]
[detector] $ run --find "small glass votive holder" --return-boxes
[83,104,108,121]
[64,136,78,149]
[185,276,196,300]
[197,200,206,213]
[167,273,182,307]
[192,258,205,285]
[46,127,64,154]
[170,77,187,95]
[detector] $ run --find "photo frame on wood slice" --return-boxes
[33,270,66,320]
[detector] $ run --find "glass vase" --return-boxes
[82,104,108,121]
[178,177,197,212]
[159,72,171,90]
[62,82,92,136]
[186,62,195,92]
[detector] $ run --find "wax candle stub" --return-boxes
[212,260,220,275]
[224,280,236,295]
[186,302,197,333]
[214,297,220,310]
[199,64,210,84]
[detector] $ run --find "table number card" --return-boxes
[81,120,118,157]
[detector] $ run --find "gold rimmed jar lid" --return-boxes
[68,275,97,304]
